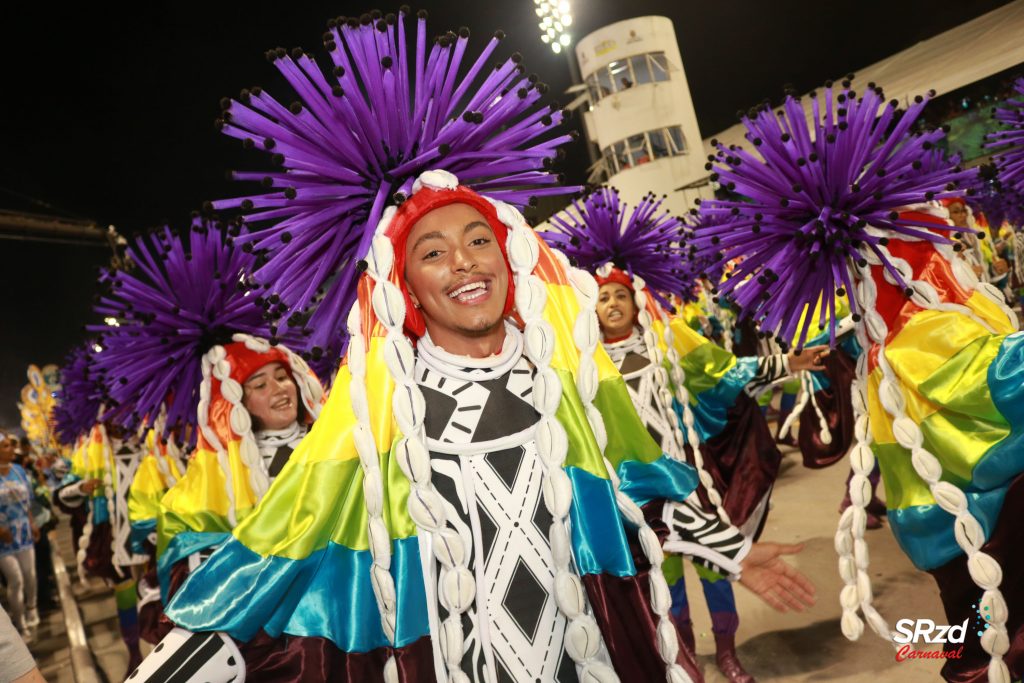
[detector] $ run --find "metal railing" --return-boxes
[48,531,101,683]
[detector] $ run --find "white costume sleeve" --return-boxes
[128,628,245,683]
[57,480,88,508]
[661,496,752,579]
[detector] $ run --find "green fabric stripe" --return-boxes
[678,342,737,398]
[590,374,664,469]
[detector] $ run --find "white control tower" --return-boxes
[574,16,712,214]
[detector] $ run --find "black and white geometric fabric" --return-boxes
[254,423,308,481]
[744,354,791,397]
[128,627,244,683]
[662,499,751,578]
[603,331,680,457]
[112,441,149,568]
[416,331,601,683]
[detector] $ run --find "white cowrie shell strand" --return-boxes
[833,250,1012,674]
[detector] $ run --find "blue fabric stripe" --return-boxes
[166,537,428,651]
[614,455,699,509]
[566,466,636,577]
[888,486,1007,570]
[157,531,231,601]
[129,519,156,556]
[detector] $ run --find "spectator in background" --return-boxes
[0,432,40,641]
[0,605,46,682]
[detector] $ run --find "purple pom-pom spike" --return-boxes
[89,218,312,439]
[987,77,1024,195]
[543,187,696,306]
[215,11,578,359]
[53,344,105,446]
[691,84,974,349]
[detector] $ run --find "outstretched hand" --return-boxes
[788,346,829,373]
[739,542,816,613]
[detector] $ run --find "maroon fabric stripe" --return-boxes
[695,392,781,531]
[583,503,703,682]
[82,520,125,583]
[237,631,435,683]
[797,347,856,470]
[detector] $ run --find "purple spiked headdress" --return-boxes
[210,8,579,361]
[53,344,103,446]
[987,77,1024,195]
[542,187,693,307]
[89,218,296,437]
[966,163,1024,229]
[689,82,973,349]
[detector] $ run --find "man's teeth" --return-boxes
[449,281,486,299]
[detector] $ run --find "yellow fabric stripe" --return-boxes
[884,309,993,391]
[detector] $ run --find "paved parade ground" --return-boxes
[687,444,946,682]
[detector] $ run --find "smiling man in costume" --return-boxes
[130,10,815,682]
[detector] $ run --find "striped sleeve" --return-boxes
[661,497,751,579]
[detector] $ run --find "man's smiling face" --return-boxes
[403,202,510,346]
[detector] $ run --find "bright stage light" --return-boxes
[534,0,572,54]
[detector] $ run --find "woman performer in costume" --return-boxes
[131,11,815,682]
[692,79,1024,682]
[545,188,825,682]
[89,219,325,642]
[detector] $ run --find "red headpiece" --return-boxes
[384,185,516,338]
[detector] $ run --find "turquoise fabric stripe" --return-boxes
[888,486,1007,570]
[614,455,699,508]
[91,497,110,525]
[158,531,231,601]
[166,537,428,651]
[566,466,636,577]
[679,356,757,441]
[976,332,1024,489]
[129,519,156,556]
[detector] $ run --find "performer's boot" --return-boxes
[714,633,755,683]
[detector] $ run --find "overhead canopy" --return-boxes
[703,0,1024,154]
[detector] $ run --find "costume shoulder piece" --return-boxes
[691,80,1023,681]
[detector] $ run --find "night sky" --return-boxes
[0,0,1014,427]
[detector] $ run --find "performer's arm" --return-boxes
[57,480,91,508]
